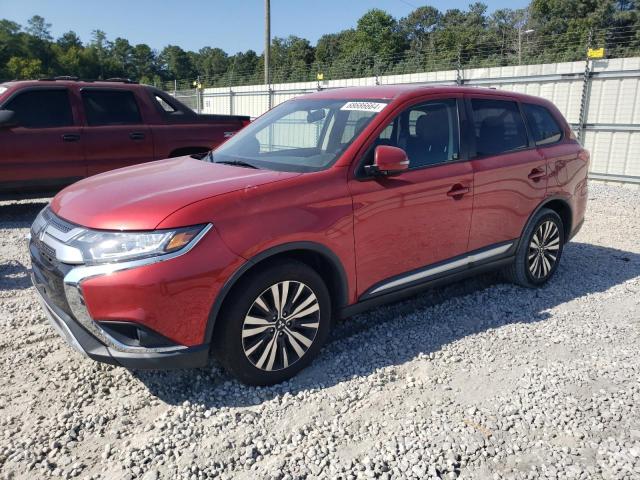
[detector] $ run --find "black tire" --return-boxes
[213,260,331,386]
[504,208,565,288]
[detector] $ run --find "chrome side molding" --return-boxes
[368,242,513,295]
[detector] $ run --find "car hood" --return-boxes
[51,156,300,230]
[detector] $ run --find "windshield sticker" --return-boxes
[340,101,387,113]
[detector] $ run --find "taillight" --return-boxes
[241,119,251,128]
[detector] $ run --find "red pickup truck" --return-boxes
[0,78,249,194]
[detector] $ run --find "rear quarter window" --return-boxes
[523,103,563,146]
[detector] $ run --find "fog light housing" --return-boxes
[99,322,177,348]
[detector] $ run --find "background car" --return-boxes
[0,77,250,195]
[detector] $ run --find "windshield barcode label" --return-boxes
[340,102,387,113]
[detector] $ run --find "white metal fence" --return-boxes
[176,57,640,186]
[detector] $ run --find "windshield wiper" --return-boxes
[214,159,259,169]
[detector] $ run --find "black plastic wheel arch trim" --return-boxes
[204,241,349,344]
[516,195,574,248]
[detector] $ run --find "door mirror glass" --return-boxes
[366,145,409,177]
[306,109,326,123]
[0,110,16,128]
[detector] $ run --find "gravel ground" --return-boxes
[0,182,639,480]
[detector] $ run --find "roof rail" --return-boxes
[34,76,139,84]
[37,76,80,81]
[104,78,138,84]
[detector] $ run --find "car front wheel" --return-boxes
[214,260,331,385]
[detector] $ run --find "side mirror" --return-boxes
[365,145,409,177]
[0,110,17,128]
[306,109,326,123]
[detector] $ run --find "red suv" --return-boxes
[30,86,589,385]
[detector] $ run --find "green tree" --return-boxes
[0,20,23,78]
[88,29,113,78]
[270,36,314,81]
[111,37,134,77]
[25,15,52,41]
[131,44,157,81]
[227,49,260,84]
[57,31,83,50]
[159,45,195,80]
[315,31,352,65]
[351,9,406,60]
[7,56,43,78]
[400,6,441,50]
[1,1,640,84]
[197,47,229,80]
[23,15,55,74]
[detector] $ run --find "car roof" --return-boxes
[298,84,549,105]
[1,79,145,89]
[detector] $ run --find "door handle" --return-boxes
[129,132,145,140]
[528,168,546,182]
[62,133,80,142]
[447,184,470,199]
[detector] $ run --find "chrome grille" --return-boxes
[36,238,56,259]
[48,215,75,234]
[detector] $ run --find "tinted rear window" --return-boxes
[4,89,73,128]
[471,99,528,156]
[523,103,563,146]
[82,90,142,126]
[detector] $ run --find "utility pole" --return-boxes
[518,27,535,65]
[264,0,270,86]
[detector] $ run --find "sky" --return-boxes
[1,0,529,54]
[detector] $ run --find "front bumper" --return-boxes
[31,272,209,369]
[27,208,223,369]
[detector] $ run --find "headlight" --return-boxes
[68,225,207,264]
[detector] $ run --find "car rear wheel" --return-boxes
[213,260,331,385]
[505,208,564,288]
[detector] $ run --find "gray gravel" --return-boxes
[1,182,639,480]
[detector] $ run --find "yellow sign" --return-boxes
[588,48,604,59]
[317,72,324,81]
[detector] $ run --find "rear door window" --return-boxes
[470,99,528,156]
[4,89,73,128]
[81,90,142,126]
[523,103,563,145]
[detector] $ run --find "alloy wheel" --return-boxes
[528,220,561,279]
[241,280,320,371]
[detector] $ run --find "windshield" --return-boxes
[209,98,389,172]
